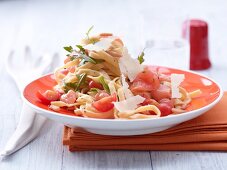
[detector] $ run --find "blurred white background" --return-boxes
[1,0,227,66]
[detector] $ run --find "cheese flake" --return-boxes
[83,36,117,52]
[121,74,133,99]
[119,47,144,82]
[171,74,185,98]
[113,95,145,112]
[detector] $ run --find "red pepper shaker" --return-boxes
[182,19,211,70]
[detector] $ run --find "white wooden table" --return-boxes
[1,0,227,169]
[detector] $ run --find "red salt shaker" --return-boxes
[182,19,211,70]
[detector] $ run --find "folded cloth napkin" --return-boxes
[0,104,47,159]
[63,92,227,151]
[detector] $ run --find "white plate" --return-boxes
[23,66,223,136]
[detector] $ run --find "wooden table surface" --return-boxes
[1,0,227,169]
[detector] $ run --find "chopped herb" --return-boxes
[64,82,77,93]
[76,74,81,79]
[81,54,97,64]
[63,88,69,93]
[99,76,110,93]
[78,59,86,66]
[89,88,99,93]
[76,45,85,54]
[137,51,145,64]
[68,50,104,66]
[86,25,94,40]
[75,73,87,91]
[70,56,75,61]
[77,54,104,66]
[65,82,77,88]
[63,46,73,53]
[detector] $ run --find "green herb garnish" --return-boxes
[82,55,104,64]
[78,54,104,66]
[63,46,73,53]
[78,59,86,66]
[63,74,87,92]
[85,26,98,44]
[76,45,85,54]
[89,88,99,93]
[81,54,97,64]
[86,25,94,40]
[137,51,145,64]
[70,56,75,61]
[63,82,77,93]
[99,76,110,93]
[65,82,77,88]
[76,74,81,80]
[75,73,87,91]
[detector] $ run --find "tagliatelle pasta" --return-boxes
[36,31,202,119]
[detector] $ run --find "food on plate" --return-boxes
[36,28,202,119]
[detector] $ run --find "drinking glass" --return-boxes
[140,11,190,70]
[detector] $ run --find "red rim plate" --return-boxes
[23,66,221,117]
